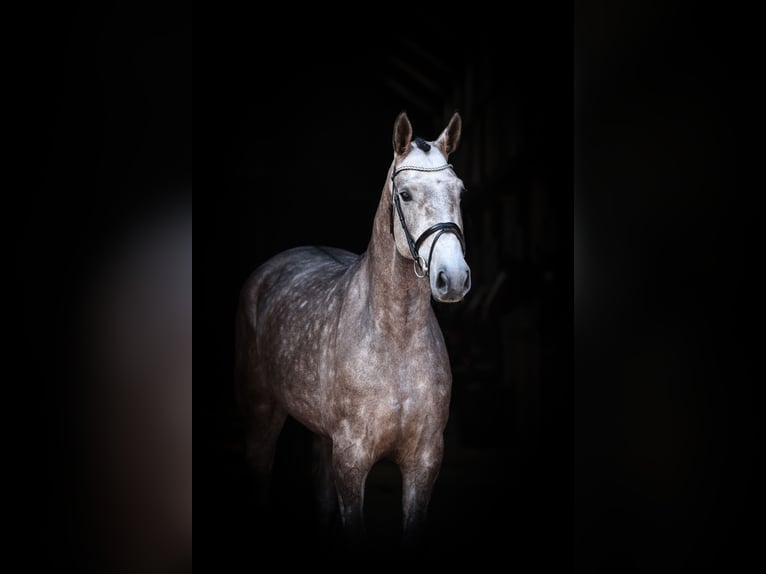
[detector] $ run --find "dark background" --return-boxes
[18,2,763,571]
[575,2,764,571]
[1,1,192,570]
[198,9,572,569]
[22,3,193,571]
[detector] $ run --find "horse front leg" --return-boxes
[400,435,444,547]
[331,439,372,544]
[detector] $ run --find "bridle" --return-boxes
[389,162,466,278]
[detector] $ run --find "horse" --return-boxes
[236,111,470,545]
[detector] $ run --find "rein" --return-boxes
[389,163,466,278]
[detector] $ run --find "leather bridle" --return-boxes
[389,162,466,278]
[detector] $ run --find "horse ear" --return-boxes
[392,111,413,156]
[435,112,462,156]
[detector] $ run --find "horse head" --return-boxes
[390,112,471,302]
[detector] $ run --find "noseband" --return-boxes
[389,163,466,278]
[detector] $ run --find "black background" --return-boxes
[22,3,192,571]
[199,7,572,569]
[575,3,764,570]
[195,8,573,564]
[17,1,764,571]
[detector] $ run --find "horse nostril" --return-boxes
[436,270,448,291]
[463,270,471,292]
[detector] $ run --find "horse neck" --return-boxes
[361,165,433,337]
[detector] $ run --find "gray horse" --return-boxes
[236,112,470,544]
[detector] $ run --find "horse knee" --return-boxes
[400,453,444,543]
[330,449,372,534]
[332,461,368,507]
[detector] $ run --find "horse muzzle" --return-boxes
[431,261,471,302]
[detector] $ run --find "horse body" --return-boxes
[237,112,468,542]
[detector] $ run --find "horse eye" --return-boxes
[400,191,412,202]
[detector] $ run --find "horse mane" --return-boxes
[413,137,431,152]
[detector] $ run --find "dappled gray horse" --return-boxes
[236,112,470,543]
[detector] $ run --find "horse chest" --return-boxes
[330,339,451,447]
[336,332,449,390]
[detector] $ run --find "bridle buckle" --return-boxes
[413,256,428,278]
